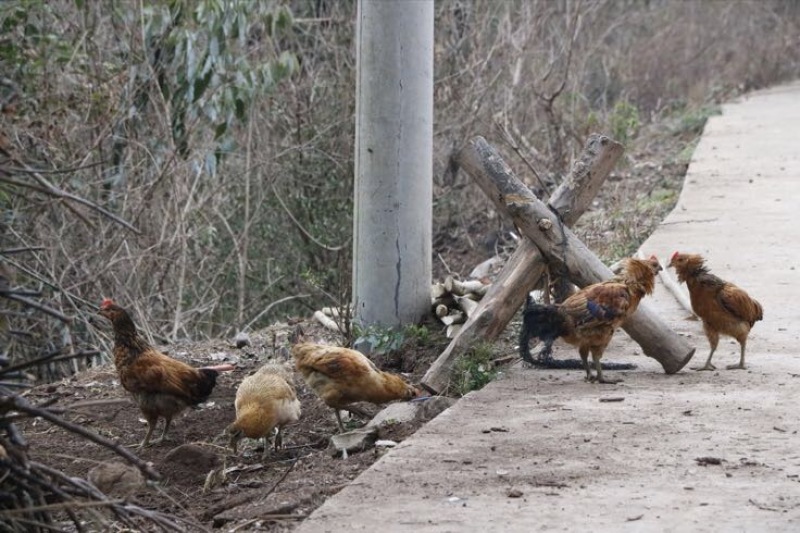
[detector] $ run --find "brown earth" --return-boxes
[17,122,698,531]
[18,318,449,531]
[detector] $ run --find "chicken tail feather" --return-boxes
[187,365,234,405]
[519,297,567,365]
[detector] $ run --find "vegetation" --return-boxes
[2,0,800,379]
[451,342,498,396]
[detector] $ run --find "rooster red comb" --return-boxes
[100,298,114,309]
[670,251,680,262]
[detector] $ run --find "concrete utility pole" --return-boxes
[352,0,434,331]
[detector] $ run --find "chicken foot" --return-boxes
[693,356,717,371]
[590,348,622,384]
[726,341,747,370]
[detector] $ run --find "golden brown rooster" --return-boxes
[519,255,662,383]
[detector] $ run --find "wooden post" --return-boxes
[463,137,694,369]
[422,135,626,394]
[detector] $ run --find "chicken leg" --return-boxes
[134,415,159,449]
[592,346,621,384]
[726,339,747,370]
[579,347,592,382]
[693,327,718,371]
[153,417,173,445]
[334,409,346,433]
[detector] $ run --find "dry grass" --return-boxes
[1,0,799,376]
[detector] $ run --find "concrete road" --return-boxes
[297,82,800,532]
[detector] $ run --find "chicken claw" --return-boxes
[692,363,716,371]
[726,363,747,370]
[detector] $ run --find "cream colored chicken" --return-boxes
[226,363,301,458]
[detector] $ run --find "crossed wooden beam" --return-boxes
[421,135,696,394]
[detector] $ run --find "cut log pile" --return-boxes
[431,276,490,338]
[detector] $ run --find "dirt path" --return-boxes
[296,82,800,532]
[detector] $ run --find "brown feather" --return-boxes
[669,252,763,349]
[98,300,232,445]
[292,343,418,410]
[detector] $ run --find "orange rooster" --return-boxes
[98,299,234,448]
[519,255,662,384]
[668,252,763,371]
[226,363,301,458]
[292,340,420,432]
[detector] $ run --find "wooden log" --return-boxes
[462,137,694,371]
[431,283,446,301]
[313,310,342,332]
[440,311,465,326]
[454,295,479,317]
[422,134,626,394]
[446,324,462,338]
[444,277,489,298]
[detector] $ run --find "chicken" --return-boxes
[668,252,763,371]
[519,255,662,384]
[292,342,420,432]
[98,299,234,448]
[226,363,301,458]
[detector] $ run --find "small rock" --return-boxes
[234,331,250,349]
[87,461,144,497]
[375,440,398,448]
[367,403,419,428]
[208,351,230,362]
[329,428,379,457]
[695,456,723,466]
[160,444,220,483]
[507,488,523,498]
[414,396,456,423]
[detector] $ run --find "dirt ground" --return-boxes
[18,319,449,531]
[17,125,698,531]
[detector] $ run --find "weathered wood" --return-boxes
[422,134,625,394]
[313,310,342,332]
[444,277,489,298]
[462,136,694,372]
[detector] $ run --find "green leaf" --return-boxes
[193,69,212,102]
[275,7,293,31]
[214,121,228,139]
[234,97,245,121]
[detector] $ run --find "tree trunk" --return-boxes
[352,0,434,332]
[459,137,694,374]
[422,134,625,394]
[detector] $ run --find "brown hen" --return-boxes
[99,299,234,448]
[668,252,763,371]
[292,342,420,432]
